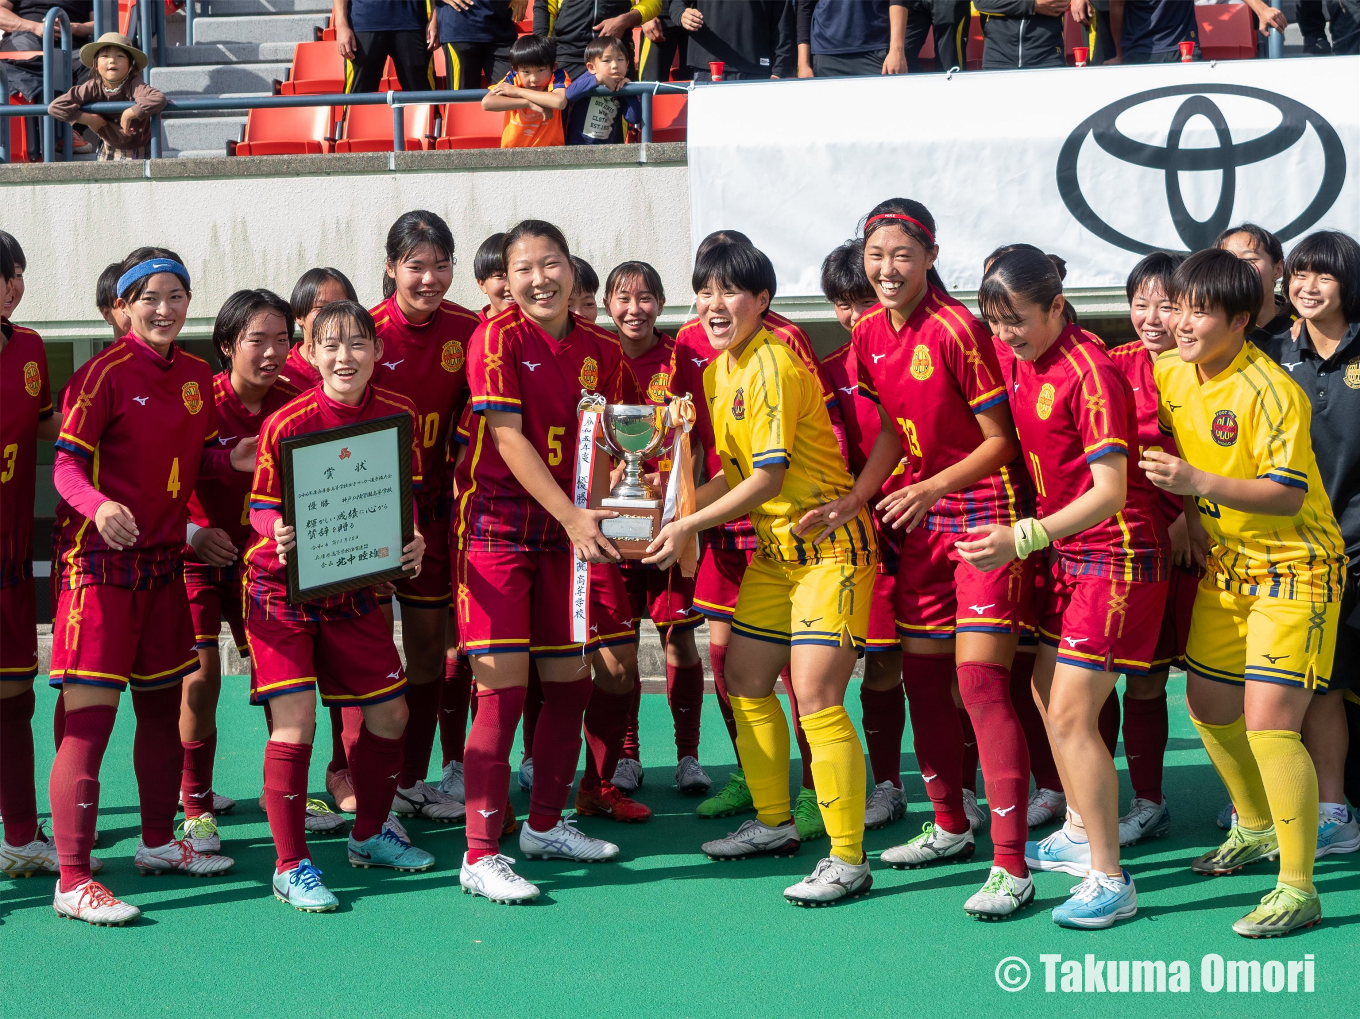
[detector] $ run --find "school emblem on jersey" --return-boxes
[181,381,203,415]
[579,356,599,391]
[732,387,746,420]
[1211,409,1239,446]
[22,361,41,396]
[647,371,671,405]
[441,339,465,373]
[909,344,934,381]
[1345,357,1360,390]
[1035,382,1056,420]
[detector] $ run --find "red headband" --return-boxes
[864,213,935,245]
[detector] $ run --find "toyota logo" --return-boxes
[1057,84,1347,254]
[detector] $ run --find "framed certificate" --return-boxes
[279,414,415,605]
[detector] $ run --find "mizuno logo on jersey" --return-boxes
[218,435,237,445]
[383,360,404,370]
[523,361,540,371]
[692,357,708,367]
[1062,637,1090,648]
[968,604,995,614]
[133,396,149,405]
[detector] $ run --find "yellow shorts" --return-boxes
[730,554,876,649]
[1185,578,1340,691]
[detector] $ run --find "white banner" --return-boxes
[687,57,1360,295]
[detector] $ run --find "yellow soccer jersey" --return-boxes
[1154,342,1346,601]
[706,329,876,566]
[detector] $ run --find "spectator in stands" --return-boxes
[1,0,95,157]
[96,262,131,339]
[48,32,165,161]
[429,0,523,89]
[565,36,641,145]
[1108,0,1284,63]
[484,34,567,147]
[974,0,1077,69]
[639,6,688,80]
[674,0,795,79]
[795,0,908,77]
[901,0,972,72]
[534,0,661,81]
[1295,0,1359,55]
[333,0,434,93]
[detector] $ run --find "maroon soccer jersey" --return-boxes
[820,340,880,475]
[1008,324,1167,581]
[53,335,221,590]
[246,383,423,621]
[185,372,300,583]
[277,344,321,389]
[454,307,638,552]
[1,321,53,585]
[1107,341,1183,528]
[670,312,837,551]
[371,295,476,515]
[854,288,1029,533]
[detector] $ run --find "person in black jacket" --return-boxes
[974,0,1080,69]
[795,0,908,77]
[431,0,522,89]
[902,0,972,72]
[672,0,795,79]
[639,5,689,80]
[534,0,659,81]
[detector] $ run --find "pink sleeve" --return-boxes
[250,506,283,538]
[53,448,109,521]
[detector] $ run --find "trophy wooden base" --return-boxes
[598,497,663,560]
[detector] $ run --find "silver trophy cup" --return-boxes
[597,403,670,554]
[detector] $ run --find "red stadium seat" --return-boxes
[1197,2,1257,60]
[434,101,504,149]
[918,27,935,61]
[334,102,436,152]
[230,105,333,156]
[648,92,686,143]
[5,92,34,163]
[276,41,345,95]
[379,56,402,92]
[967,12,984,70]
[1063,10,1094,63]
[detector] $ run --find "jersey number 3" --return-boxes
[895,418,923,459]
[0,443,16,484]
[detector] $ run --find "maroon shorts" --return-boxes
[185,571,248,656]
[458,548,599,658]
[624,564,703,634]
[50,581,198,692]
[1152,565,1198,670]
[893,526,1035,640]
[0,578,38,681]
[247,610,406,706]
[394,510,453,609]
[865,569,899,653]
[588,563,642,649]
[693,547,753,621]
[1037,564,1169,676]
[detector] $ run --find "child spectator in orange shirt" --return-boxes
[483,35,568,148]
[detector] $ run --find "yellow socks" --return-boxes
[1247,729,1319,894]
[730,694,791,827]
[800,704,866,865]
[1191,715,1273,831]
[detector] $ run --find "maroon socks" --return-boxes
[180,730,217,820]
[327,704,348,773]
[1010,652,1061,791]
[131,686,182,848]
[521,663,544,759]
[667,660,705,761]
[49,703,116,892]
[439,654,473,765]
[859,681,906,788]
[582,685,631,792]
[1098,690,1120,759]
[263,739,312,872]
[398,680,441,788]
[709,642,739,750]
[958,707,979,795]
[901,654,969,834]
[527,677,592,833]
[621,681,642,762]
[958,662,1030,877]
[782,667,815,790]
[1122,691,1169,803]
[463,685,527,862]
[350,723,404,842]
[0,689,38,848]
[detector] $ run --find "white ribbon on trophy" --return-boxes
[571,393,608,645]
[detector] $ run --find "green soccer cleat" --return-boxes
[1232,882,1322,938]
[1191,824,1279,876]
[793,787,827,841]
[696,769,755,819]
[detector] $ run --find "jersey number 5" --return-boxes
[167,457,181,498]
[895,418,923,459]
[0,443,16,484]
[547,426,565,466]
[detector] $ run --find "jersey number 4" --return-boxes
[167,457,181,498]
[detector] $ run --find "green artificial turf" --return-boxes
[2,674,1355,1018]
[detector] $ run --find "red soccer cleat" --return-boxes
[575,782,653,823]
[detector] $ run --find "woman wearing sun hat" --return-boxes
[48,32,166,160]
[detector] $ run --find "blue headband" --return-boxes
[117,258,191,298]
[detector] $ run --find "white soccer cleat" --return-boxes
[864,780,907,830]
[53,879,140,925]
[304,798,347,834]
[179,790,235,814]
[392,779,468,823]
[611,758,644,793]
[964,865,1036,920]
[1026,787,1067,829]
[176,812,221,853]
[1118,797,1171,846]
[438,760,465,802]
[962,789,986,832]
[783,854,872,907]
[675,755,712,795]
[134,838,234,877]
[701,818,801,860]
[460,852,541,904]
[519,814,619,862]
[517,757,534,792]
[1,822,103,877]
[881,822,975,869]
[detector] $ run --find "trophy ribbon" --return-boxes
[661,394,699,578]
[571,393,608,644]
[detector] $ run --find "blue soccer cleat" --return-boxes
[273,859,338,913]
[1052,868,1138,929]
[1024,827,1092,877]
[348,826,435,872]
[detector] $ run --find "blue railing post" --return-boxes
[155,0,168,69]
[1268,23,1284,58]
[150,113,162,158]
[140,0,155,69]
[93,0,107,41]
[391,94,405,151]
[641,89,652,144]
[186,0,196,46]
[0,61,9,164]
[41,7,73,163]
